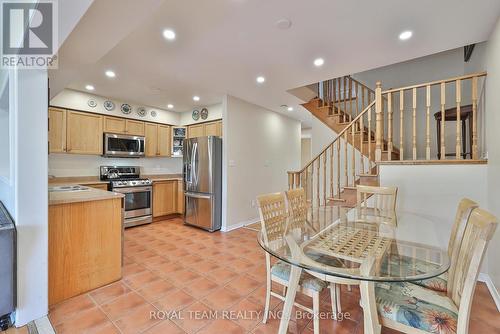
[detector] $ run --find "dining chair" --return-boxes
[257,192,329,334]
[374,207,498,334]
[356,185,398,225]
[413,198,478,292]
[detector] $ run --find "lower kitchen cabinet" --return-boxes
[153,180,177,217]
[82,183,109,191]
[177,179,184,214]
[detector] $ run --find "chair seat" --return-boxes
[413,272,448,293]
[271,261,327,292]
[376,281,458,333]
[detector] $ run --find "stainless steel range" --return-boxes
[100,166,152,228]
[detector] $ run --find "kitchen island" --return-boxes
[48,186,124,305]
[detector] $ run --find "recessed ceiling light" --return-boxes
[167,104,174,109]
[314,58,324,67]
[85,85,95,91]
[287,106,294,111]
[105,70,116,78]
[399,30,413,41]
[193,96,200,102]
[163,29,176,41]
[256,76,265,84]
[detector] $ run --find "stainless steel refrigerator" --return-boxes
[183,136,222,232]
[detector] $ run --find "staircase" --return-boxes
[288,72,487,208]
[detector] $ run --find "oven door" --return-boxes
[113,186,152,219]
[104,133,145,157]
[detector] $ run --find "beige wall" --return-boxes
[222,95,301,230]
[301,138,311,166]
[486,16,500,297]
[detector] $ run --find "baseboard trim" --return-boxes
[478,273,500,312]
[222,218,260,232]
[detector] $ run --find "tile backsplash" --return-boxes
[49,153,183,177]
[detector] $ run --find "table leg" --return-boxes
[278,264,302,334]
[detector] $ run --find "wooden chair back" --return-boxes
[285,188,308,233]
[257,192,288,246]
[356,185,398,224]
[447,208,498,333]
[448,198,478,257]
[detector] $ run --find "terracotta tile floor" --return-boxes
[47,218,500,334]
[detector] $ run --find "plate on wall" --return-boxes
[103,100,115,111]
[137,107,147,117]
[87,99,97,108]
[121,104,132,114]
[192,109,200,120]
[150,110,157,117]
[200,108,208,120]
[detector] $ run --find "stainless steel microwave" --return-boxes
[103,133,145,158]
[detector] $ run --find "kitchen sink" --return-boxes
[49,185,91,192]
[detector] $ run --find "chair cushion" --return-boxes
[413,272,448,293]
[375,281,458,333]
[271,261,327,292]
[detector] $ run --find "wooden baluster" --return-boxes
[349,77,353,120]
[399,90,404,160]
[387,92,393,161]
[295,173,300,189]
[332,79,337,116]
[426,85,431,160]
[316,160,320,206]
[344,132,348,187]
[456,79,462,159]
[323,153,327,206]
[360,87,365,173]
[343,77,347,121]
[304,168,309,201]
[351,124,355,185]
[375,82,382,161]
[287,172,293,189]
[440,83,446,159]
[337,77,341,117]
[355,81,359,119]
[368,103,372,162]
[337,140,341,198]
[330,145,334,198]
[412,87,417,160]
[472,76,478,159]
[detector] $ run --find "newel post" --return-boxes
[287,171,294,189]
[375,81,383,161]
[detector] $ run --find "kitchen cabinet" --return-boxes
[48,107,66,153]
[104,117,145,136]
[66,111,103,155]
[82,183,109,191]
[145,123,171,157]
[177,179,184,214]
[153,180,177,217]
[187,120,222,138]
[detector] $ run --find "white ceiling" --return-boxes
[50,0,500,127]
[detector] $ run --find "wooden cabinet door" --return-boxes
[153,181,176,217]
[204,121,222,137]
[188,124,205,138]
[48,107,66,153]
[216,121,222,137]
[126,119,145,136]
[103,116,126,134]
[158,125,171,157]
[66,111,103,154]
[145,123,158,157]
[176,180,184,214]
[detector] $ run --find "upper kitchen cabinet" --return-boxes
[145,123,171,157]
[104,116,145,136]
[66,111,103,155]
[187,120,222,138]
[48,107,66,153]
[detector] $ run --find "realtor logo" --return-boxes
[1,0,58,69]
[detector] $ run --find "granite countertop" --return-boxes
[49,186,124,205]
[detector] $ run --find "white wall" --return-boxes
[179,103,223,125]
[301,138,311,167]
[49,154,182,177]
[485,16,500,297]
[0,70,49,326]
[222,95,301,230]
[50,89,180,125]
[379,164,488,270]
[353,44,487,159]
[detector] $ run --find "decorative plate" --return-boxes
[103,100,115,111]
[121,103,132,114]
[87,99,97,108]
[137,107,147,117]
[192,109,200,121]
[150,110,157,118]
[200,108,208,120]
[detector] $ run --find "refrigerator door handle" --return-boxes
[185,192,211,199]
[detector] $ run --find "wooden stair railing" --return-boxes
[288,100,377,207]
[375,72,487,162]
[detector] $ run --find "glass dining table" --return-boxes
[257,206,450,334]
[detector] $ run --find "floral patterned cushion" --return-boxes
[413,272,449,293]
[376,281,458,334]
[271,261,327,291]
